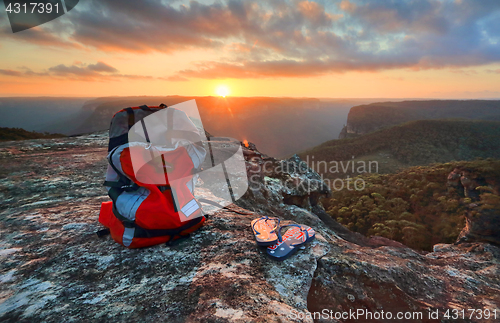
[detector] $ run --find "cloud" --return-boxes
[0,67,48,77]
[87,62,119,73]
[1,0,500,79]
[172,56,422,79]
[66,0,239,53]
[48,61,120,78]
[0,61,153,81]
[0,24,79,49]
[173,60,334,79]
[340,0,449,34]
[449,69,478,76]
[15,66,50,77]
[0,69,23,77]
[160,75,190,82]
[339,0,356,13]
[297,1,342,28]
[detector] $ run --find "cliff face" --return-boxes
[339,100,500,138]
[1,134,499,322]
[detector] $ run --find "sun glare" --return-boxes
[216,85,230,97]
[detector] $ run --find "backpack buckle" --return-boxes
[122,184,138,192]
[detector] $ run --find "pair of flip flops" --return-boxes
[251,217,315,261]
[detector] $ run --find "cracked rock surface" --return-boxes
[0,133,499,322]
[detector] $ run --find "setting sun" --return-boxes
[216,85,230,97]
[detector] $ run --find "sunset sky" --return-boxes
[0,0,499,98]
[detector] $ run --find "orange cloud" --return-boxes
[159,75,189,82]
[297,1,341,25]
[339,0,356,13]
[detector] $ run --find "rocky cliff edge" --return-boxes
[0,133,499,322]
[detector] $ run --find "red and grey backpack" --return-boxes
[98,104,208,248]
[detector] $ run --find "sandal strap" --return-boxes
[252,216,280,236]
[277,224,309,245]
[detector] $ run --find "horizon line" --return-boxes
[1,95,500,101]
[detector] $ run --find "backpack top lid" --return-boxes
[128,105,203,151]
[127,104,207,185]
[108,105,167,152]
